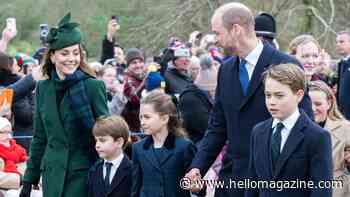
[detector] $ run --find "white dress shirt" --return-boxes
[243,40,264,80]
[103,153,124,184]
[271,109,300,152]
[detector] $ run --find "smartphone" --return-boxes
[6,18,16,33]
[111,15,119,23]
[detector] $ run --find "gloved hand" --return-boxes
[19,181,32,197]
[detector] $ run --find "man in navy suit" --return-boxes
[336,31,350,120]
[246,63,332,197]
[185,2,313,197]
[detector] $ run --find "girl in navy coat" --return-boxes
[132,90,196,197]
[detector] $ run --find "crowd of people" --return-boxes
[0,2,349,197]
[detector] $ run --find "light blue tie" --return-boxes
[239,58,249,95]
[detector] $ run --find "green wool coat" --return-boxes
[23,77,109,197]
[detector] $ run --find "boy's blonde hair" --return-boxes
[93,115,129,148]
[263,63,306,93]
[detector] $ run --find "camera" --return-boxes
[39,24,49,43]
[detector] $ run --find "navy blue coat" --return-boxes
[88,155,132,197]
[131,133,196,197]
[245,111,332,197]
[336,58,350,120]
[190,43,314,197]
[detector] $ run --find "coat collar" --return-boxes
[108,155,132,195]
[143,132,176,150]
[272,111,309,178]
[324,118,343,132]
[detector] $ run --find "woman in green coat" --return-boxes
[20,13,109,197]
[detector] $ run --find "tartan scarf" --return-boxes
[52,69,95,132]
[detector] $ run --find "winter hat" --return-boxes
[47,13,82,50]
[195,54,218,92]
[255,12,276,39]
[125,48,144,66]
[146,72,165,91]
[174,48,190,58]
[145,64,165,91]
[15,53,37,67]
[0,117,11,131]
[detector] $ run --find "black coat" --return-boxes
[88,156,132,197]
[336,58,350,120]
[178,84,213,144]
[164,67,192,95]
[100,35,115,64]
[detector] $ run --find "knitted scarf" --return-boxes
[52,69,95,133]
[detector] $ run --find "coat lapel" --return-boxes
[142,147,162,172]
[240,44,273,109]
[107,156,131,195]
[273,113,307,178]
[260,119,274,178]
[44,81,68,138]
[225,57,244,110]
[324,119,343,150]
[159,148,174,166]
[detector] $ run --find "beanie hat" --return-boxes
[145,71,165,91]
[15,53,38,68]
[199,54,213,70]
[255,12,276,39]
[47,13,82,50]
[174,48,190,58]
[195,54,218,92]
[125,48,144,66]
[0,117,11,131]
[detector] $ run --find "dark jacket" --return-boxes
[100,35,115,64]
[22,77,109,197]
[190,43,314,197]
[246,111,332,197]
[164,67,193,95]
[336,58,350,120]
[132,133,196,197]
[6,74,36,102]
[0,71,35,151]
[178,84,213,144]
[88,155,132,197]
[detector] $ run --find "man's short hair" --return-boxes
[215,2,255,32]
[93,115,129,148]
[262,63,306,93]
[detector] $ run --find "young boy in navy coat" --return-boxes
[246,63,333,197]
[88,115,132,197]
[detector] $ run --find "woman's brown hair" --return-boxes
[0,52,14,72]
[141,90,187,138]
[41,44,95,78]
[309,80,344,121]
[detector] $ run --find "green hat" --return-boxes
[47,13,82,50]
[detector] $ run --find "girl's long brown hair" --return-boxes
[141,90,187,138]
